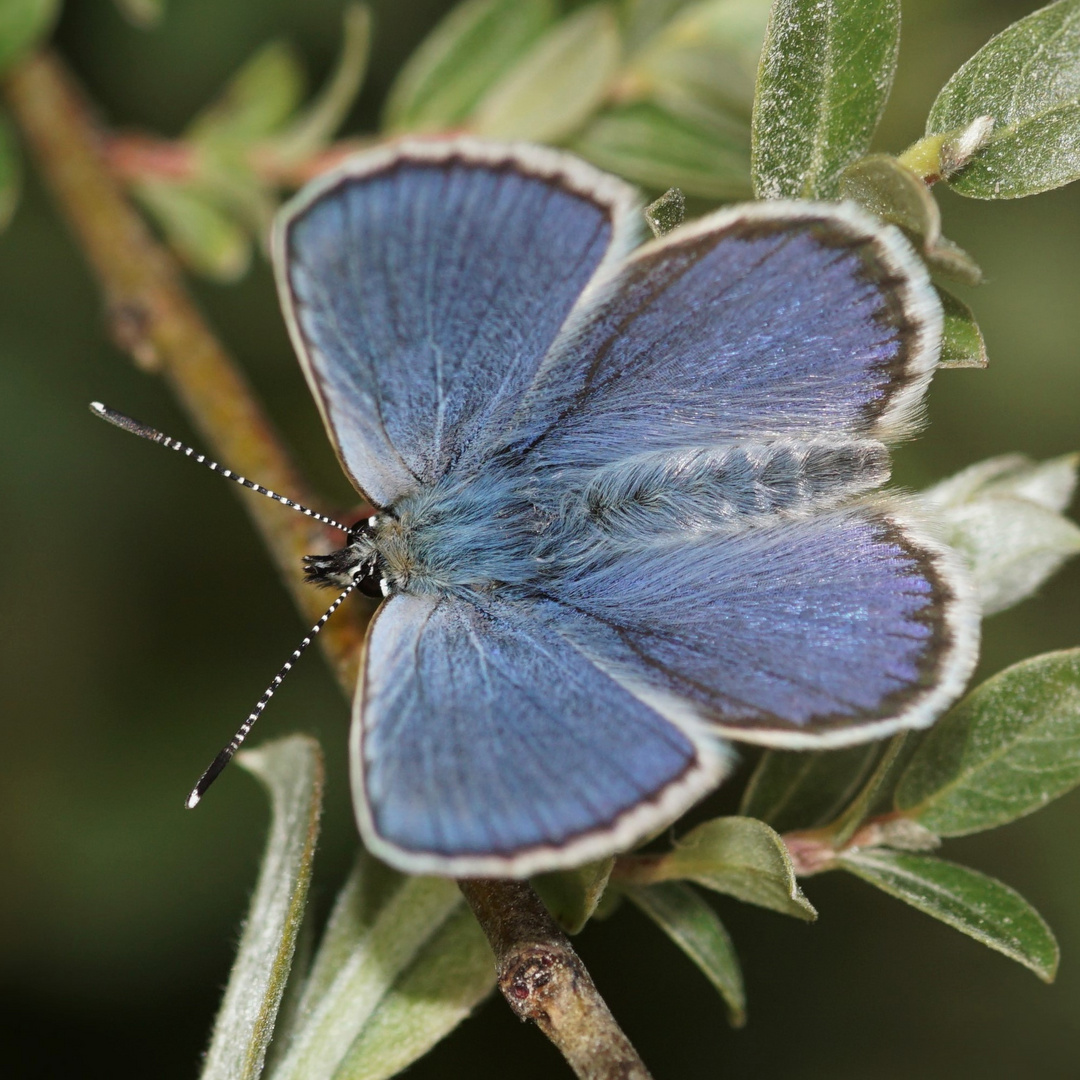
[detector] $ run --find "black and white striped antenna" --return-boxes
[185,581,356,807]
[90,402,350,533]
[91,401,358,806]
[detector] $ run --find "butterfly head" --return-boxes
[303,515,389,598]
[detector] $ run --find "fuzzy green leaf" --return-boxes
[267,869,463,1080]
[134,181,252,282]
[281,855,404,1040]
[0,111,20,233]
[927,0,1080,198]
[895,649,1080,836]
[950,500,1080,615]
[622,0,696,51]
[333,905,494,1080]
[383,0,556,133]
[838,154,982,284]
[111,0,164,28]
[752,0,900,199]
[926,453,1079,513]
[739,745,884,833]
[623,0,771,119]
[840,850,1059,981]
[923,454,1080,615]
[626,882,745,1026]
[644,186,686,236]
[532,858,614,934]
[274,4,371,162]
[575,99,751,197]
[471,4,621,143]
[937,287,988,368]
[199,736,324,1080]
[0,0,58,74]
[626,816,816,920]
[189,40,306,145]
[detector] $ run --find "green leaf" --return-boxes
[111,0,164,28]
[752,0,900,199]
[624,816,817,920]
[382,0,556,133]
[922,454,1080,616]
[644,186,686,236]
[626,883,745,1026]
[282,855,404,1039]
[273,4,371,162]
[333,906,494,1080]
[199,735,324,1080]
[575,100,751,198]
[838,154,983,285]
[825,734,910,847]
[937,287,988,368]
[622,0,771,119]
[267,870,463,1080]
[532,858,614,934]
[0,110,20,233]
[622,0,696,51]
[840,850,1059,981]
[0,0,58,74]
[471,4,622,143]
[953,499,1080,615]
[739,744,884,833]
[925,453,1079,513]
[134,181,252,282]
[189,40,306,145]
[895,649,1080,836]
[927,0,1080,198]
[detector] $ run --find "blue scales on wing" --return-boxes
[499,201,942,477]
[539,503,973,749]
[354,592,726,876]
[276,141,640,507]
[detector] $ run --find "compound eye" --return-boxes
[347,519,373,544]
[354,556,386,598]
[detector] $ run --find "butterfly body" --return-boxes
[273,138,979,877]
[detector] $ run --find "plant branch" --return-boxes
[104,131,373,189]
[460,880,654,1080]
[7,46,653,1080]
[3,49,366,683]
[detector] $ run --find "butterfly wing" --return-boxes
[353,591,728,877]
[500,201,941,474]
[273,139,641,507]
[543,501,978,748]
[487,198,977,749]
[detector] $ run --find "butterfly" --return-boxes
[258,136,979,878]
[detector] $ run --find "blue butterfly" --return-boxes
[268,137,978,878]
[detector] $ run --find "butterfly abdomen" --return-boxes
[576,440,891,538]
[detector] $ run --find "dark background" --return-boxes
[2,0,1079,1076]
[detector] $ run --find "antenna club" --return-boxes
[89,400,350,532]
[185,790,202,810]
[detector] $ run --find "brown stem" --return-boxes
[7,46,652,1080]
[3,50,365,683]
[103,131,374,189]
[460,880,654,1080]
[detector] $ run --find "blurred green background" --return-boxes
[1,0,1079,1076]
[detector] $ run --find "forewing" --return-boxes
[502,201,941,472]
[274,139,641,506]
[352,592,727,877]
[546,502,978,748]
